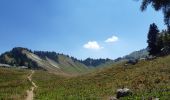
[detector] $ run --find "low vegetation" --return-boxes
[0,55,169,100]
[32,56,170,99]
[0,67,31,100]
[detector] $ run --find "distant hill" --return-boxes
[0,47,113,74]
[0,47,149,74]
[34,51,113,67]
[0,47,39,69]
[114,48,149,62]
[80,58,113,67]
[124,48,149,59]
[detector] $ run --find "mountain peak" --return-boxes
[12,47,31,51]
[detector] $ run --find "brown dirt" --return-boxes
[25,70,37,100]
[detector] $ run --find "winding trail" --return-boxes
[25,70,37,100]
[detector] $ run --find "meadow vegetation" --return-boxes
[32,56,170,100]
[0,67,31,100]
[0,55,169,100]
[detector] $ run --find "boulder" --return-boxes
[116,88,132,99]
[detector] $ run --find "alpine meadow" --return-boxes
[0,0,170,100]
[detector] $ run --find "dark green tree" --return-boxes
[157,33,164,54]
[147,23,160,56]
[162,32,170,54]
[140,0,170,31]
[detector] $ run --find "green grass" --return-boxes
[57,55,90,74]
[0,55,170,100]
[0,67,31,100]
[32,56,170,100]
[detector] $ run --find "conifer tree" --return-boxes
[140,0,170,31]
[147,23,160,56]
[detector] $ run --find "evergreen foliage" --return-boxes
[81,58,111,67]
[140,0,170,30]
[0,47,38,69]
[147,23,160,56]
[146,23,170,56]
[34,51,59,62]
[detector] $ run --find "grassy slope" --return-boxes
[26,51,89,75]
[32,56,170,100]
[0,67,31,100]
[57,55,89,74]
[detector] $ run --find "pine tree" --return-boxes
[157,33,164,54]
[162,32,170,54]
[140,0,170,31]
[147,23,160,56]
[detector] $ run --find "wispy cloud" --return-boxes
[105,35,119,43]
[83,41,103,50]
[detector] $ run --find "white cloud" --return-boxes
[105,35,119,43]
[83,41,103,50]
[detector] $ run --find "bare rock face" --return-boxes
[116,88,132,99]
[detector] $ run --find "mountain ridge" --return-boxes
[114,48,149,62]
[0,47,149,75]
[0,47,113,74]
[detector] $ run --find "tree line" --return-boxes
[0,47,38,69]
[138,0,170,56]
[147,23,170,56]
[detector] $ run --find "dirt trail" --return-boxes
[25,70,37,100]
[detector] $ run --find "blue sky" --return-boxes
[0,0,166,59]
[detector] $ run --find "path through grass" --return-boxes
[0,67,31,100]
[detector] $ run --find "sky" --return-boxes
[0,0,166,60]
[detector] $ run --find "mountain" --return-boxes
[33,50,89,74]
[124,48,149,60]
[0,47,113,74]
[114,48,149,62]
[0,47,39,69]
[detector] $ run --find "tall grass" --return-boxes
[0,67,31,100]
[32,56,170,100]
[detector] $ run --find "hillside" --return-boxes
[0,47,113,75]
[32,55,170,99]
[0,47,88,75]
[81,58,113,67]
[124,48,149,60]
[114,48,149,62]
[0,47,39,69]
[0,53,169,99]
